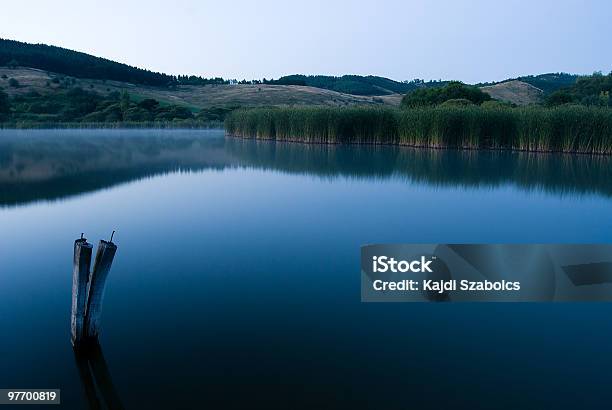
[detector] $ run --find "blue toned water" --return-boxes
[0,129,611,409]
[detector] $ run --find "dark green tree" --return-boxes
[0,89,9,114]
[401,82,491,107]
[119,90,130,117]
[547,72,612,106]
[137,98,160,111]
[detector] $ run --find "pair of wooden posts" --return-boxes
[71,233,117,346]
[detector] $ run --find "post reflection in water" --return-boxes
[0,128,610,208]
[73,341,124,410]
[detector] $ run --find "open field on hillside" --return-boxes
[480,80,543,105]
[0,67,403,109]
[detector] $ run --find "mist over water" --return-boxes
[1,129,611,206]
[0,129,611,409]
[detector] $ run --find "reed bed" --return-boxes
[225,106,612,155]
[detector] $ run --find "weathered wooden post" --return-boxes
[71,235,93,346]
[83,237,118,340]
[71,232,117,346]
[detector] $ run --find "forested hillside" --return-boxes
[478,73,579,95]
[547,72,612,106]
[269,75,447,96]
[1,38,610,126]
[0,66,402,126]
[516,73,579,95]
[0,38,175,86]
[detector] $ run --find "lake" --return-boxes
[0,129,611,409]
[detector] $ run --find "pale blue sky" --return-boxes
[0,0,610,83]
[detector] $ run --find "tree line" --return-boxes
[0,39,245,87]
[268,75,448,96]
[0,86,234,124]
[401,82,492,107]
[546,72,612,107]
[401,73,612,108]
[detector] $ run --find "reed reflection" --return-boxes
[224,138,612,197]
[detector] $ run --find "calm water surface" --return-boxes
[0,129,611,409]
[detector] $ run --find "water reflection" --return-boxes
[225,139,612,197]
[0,129,232,206]
[73,341,124,410]
[0,129,610,207]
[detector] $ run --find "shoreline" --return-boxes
[226,134,612,157]
[0,121,223,130]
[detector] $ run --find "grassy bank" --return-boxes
[224,106,612,155]
[0,119,223,129]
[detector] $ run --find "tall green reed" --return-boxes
[225,105,612,154]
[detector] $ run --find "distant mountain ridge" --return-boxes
[0,39,435,94]
[0,38,604,107]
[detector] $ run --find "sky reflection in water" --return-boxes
[0,129,611,409]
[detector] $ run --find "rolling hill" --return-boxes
[0,38,174,86]
[0,39,406,111]
[0,39,408,103]
[0,67,403,111]
[1,38,607,121]
[480,80,544,105]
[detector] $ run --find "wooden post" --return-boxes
[71,236,93,346]
[84,240,117,340]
